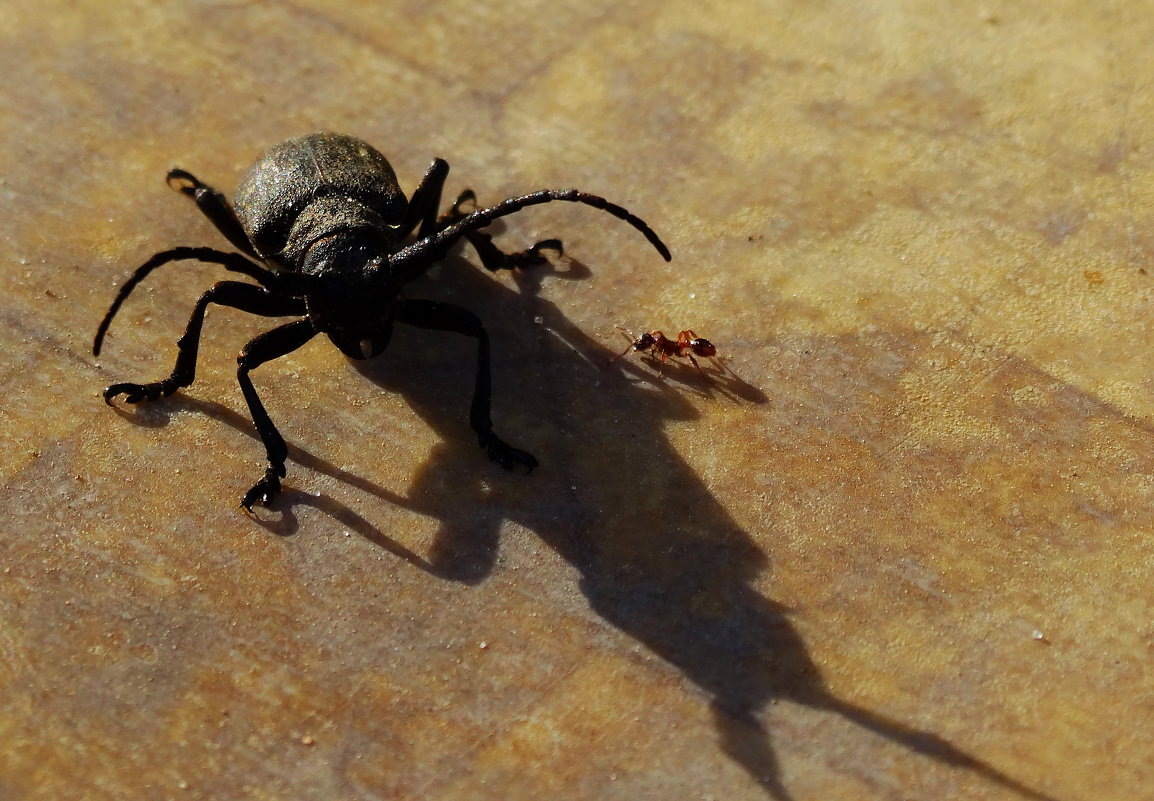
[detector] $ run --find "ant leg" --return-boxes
[236,319,318,509]
[608,329,651,367]
[443,190,564,272]
[675,330,716,381]
[685,352,712,381]
[167,169,260,258]
[396,299,538,472]
[103,281,307,404]
[609,340,641,366]
[400,158,450,239]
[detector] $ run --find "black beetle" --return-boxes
[93,132,670,509]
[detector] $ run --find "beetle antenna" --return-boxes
[93,247,274,355]
[392,189,671,279]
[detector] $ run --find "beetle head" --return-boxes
[300,231,400,360]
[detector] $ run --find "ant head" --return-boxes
[689,337,716,357]
[634,332,658,350]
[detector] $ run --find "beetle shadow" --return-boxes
[105,392,441,570]
[96,253,1053,798]
[341,258,1056,800]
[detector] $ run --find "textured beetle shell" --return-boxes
[232,132,407,264]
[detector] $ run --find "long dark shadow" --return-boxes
[343,259,1057,801]
[102,254,1057,799]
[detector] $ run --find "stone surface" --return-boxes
[1,1,1150,799]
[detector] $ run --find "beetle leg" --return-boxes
[396,299,538,472]
[236,319,318,509]
[401,164,558,269]
[393,187,670,284]
[103,281,307,405]
[445,188,475,220]
[463,230,563,272]
[400,158,450,239]
[167,169,261,258]
[439,189,563,272]
[94,247,285,356]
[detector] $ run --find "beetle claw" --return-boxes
[165,168,203,195]
[529,238,563,258]
[104,381,156,405]
[508,238,563,268]
[103,379,179,405]
[449,189,477,218]
[241,469,282,511]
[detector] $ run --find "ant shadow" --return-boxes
[108,255,1053,799]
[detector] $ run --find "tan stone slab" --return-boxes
[1,1,1150,799]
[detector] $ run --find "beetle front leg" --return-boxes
[462,229,563,272]
[396,299,538,472]
[399,167,558,270]
[442,190,563,272]
[167,169,262,258]
[400,158,450,240]
[103,281,307,405]
[236,319,318,509]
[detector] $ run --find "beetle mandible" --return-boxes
[93,132,671,510]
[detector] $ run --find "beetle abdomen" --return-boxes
[233,132,407,262]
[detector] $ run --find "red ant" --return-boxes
[610,328,718,377]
